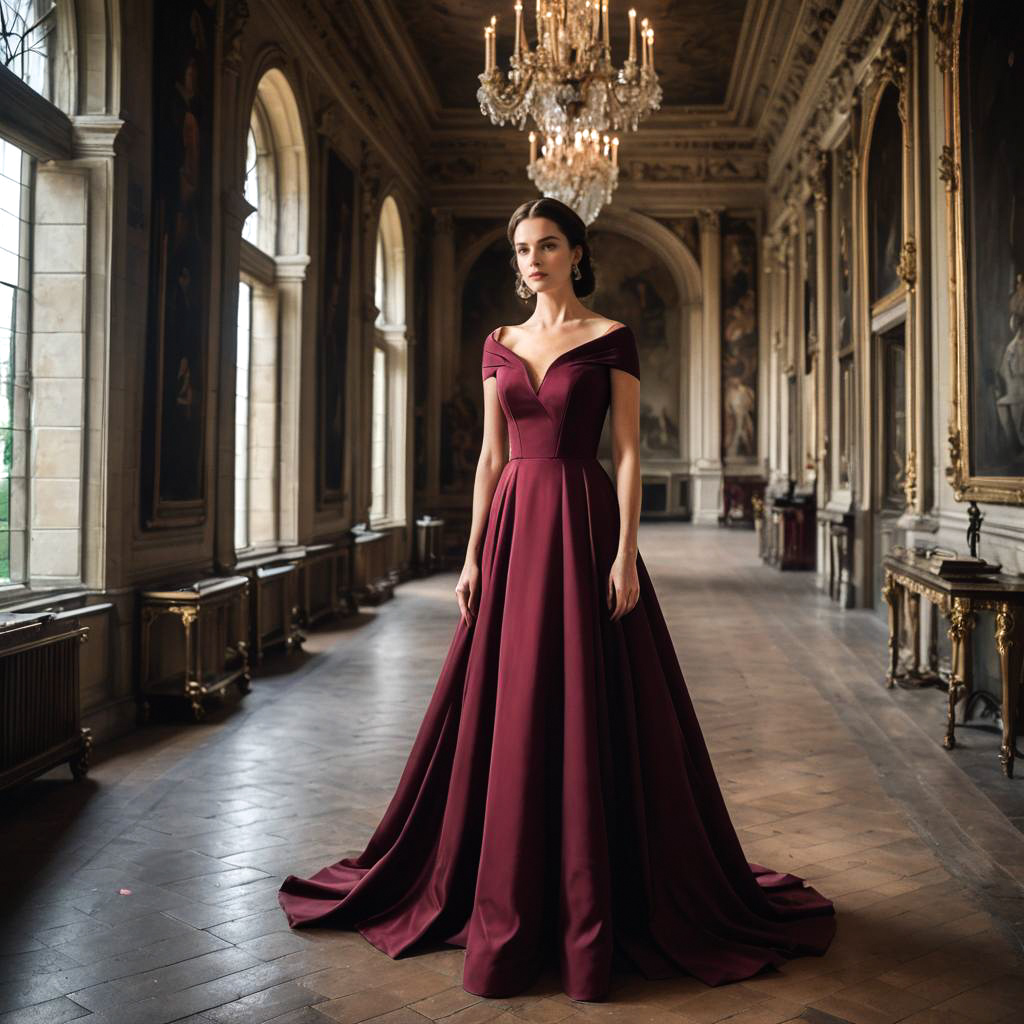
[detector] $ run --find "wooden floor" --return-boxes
[2,525,1024,1024]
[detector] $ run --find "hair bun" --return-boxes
[506,197,596,298]
[572,242,596,298]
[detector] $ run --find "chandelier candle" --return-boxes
[526,131,620,225]
[479,0,661,221]
[477,0,661,134]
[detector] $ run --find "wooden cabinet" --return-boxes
[278,540,356,625]
[757,491,816,571]
[234,555,304,662]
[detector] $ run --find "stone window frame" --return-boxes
[231,66,309,555]
[0,0,103,594]
[369,194,408,530]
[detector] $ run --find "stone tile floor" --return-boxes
[2,524,1023,1024]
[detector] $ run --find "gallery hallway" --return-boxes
[2,524,1023,1024]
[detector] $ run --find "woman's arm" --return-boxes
[607,368,641,620]
[456,376,508,626]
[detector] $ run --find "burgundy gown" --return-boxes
[278,323,836,1001]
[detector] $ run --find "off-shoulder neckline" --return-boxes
[487,323,628,397]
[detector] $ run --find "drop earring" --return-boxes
[572,262,582,281]
[515,273,533,301]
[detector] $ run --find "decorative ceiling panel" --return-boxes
[387,0,750,110]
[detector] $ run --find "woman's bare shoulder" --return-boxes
[492,323,532,346]
[588,315,627,334]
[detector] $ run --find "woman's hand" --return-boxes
[607,551,639,621]
[455,560,481,627]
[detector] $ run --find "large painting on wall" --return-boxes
[833,133,855,493]
[317,148,355,507]
[945,0,1024,502]
[589,231,681,459]
[721,216,758,462]
[140,0,216,528]
[867,84,903,304]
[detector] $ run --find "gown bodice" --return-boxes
[481,324,641,460]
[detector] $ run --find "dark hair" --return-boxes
[506,197,596,298]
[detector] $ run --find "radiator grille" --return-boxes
[0,632,80,772]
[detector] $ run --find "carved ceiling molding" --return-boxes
[759,0,843,152]
[861,0,919,125]
[697,208,722,233]
[315,104,347,153]
[770,0,922,207]
[425,129,771,190]
[268,0,423,198]
[808,145,828,208]
[223,0,251,76]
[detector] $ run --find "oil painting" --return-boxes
[317,148,356,507]
[140,0,216,527]
[961,2,1024,480]
[721,216,758,461]
[589,230,681,459]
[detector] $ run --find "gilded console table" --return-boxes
[881,550,1024,777]
[138,575,251,722]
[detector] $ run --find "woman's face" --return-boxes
[513,216,581,296]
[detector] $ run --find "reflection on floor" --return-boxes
[2,525,1023,1024]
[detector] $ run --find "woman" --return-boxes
[278,197,836,1002]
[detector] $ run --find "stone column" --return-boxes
[694,207,723,524]
[275,253,310,546]
[31,115,125,590]
[814,179,829,509]
[762,234,776,485]
[775,234,786,486]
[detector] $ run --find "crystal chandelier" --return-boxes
[527,128,619,225]
[478,1,661,137]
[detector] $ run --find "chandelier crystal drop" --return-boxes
[478,0,661,138]
[527,128,619,226]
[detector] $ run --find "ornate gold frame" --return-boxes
[936,0,1024,504]
[858,73,912,517]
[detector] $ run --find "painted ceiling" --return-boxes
[388,0,750,109]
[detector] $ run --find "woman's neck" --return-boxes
[530,287,589,328]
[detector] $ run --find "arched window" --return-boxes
[234,68,307,553]
[2,0,57,100]
[369,195,408,527]
[0,0,58,584]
